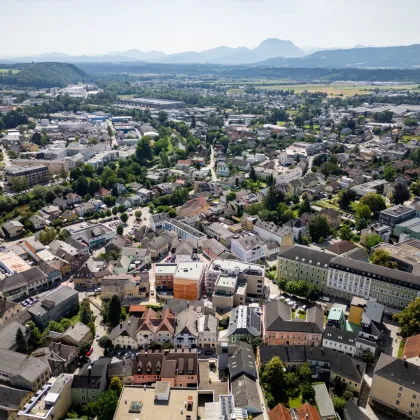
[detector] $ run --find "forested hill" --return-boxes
[0,62,87,88]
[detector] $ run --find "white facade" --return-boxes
[322,337,357,357]
[230,237,267,263]
[327,268,372,299]
[112,334,138,349]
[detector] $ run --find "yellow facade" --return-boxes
[348,305,364,325]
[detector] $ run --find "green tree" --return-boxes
[299,197,311,216]
[338,224,353,241]
[57,228,71,241]
[360,193,386,217]
[112,207,119,216]
[308,215,330,243]
[364,234,382,251]
[120,213,128,223]
[162,341,174,349]
[356,204,372,221]
[109,377,122,396]
[85,389,119,420]
[249,166,257,182]
[338,189,357,210]
[392,182,410,205]
[16,327,28,354]
[39,227,57,245]
[10,176,29,192]
[333,396,346,417]
[48,320,65,333]
[393,298,420,338]
[227,192,236,202]
[371,249,397,268]
[384,164,397,182]
[264,186,284,211]
[135,210,142,219]
[361,351,376,366]
[260,356,286,401]
[98,335,114,351]
[135,137,153,165]
[299,362,312,383]
[79,298,93,325]
[301,382,315,402]
[79,341,91,355]
[107,295,122,327]
[410,181,420,197]
[116,225,124,235]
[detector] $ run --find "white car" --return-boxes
[96,333,100,341]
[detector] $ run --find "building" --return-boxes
[73,259,111,291]
[313,383,335,420]
[0,220,24,239]
[0,384,32,420]
[0,300,21,327]
[60,322,92,347]
[231,235,267,263]
[277,245,334,294]
[227,305,261,343]
[0,321,29,351]
[269,402,321,420]
[136,308,176,348]
[101,273,149,300]
[173,261,206,301]
[204,222,235,247]
[174,307,200,349]
[263,300,323,346]
[27,286,79,329]
[394,217,420,240]
[109,316,139,349]
[379,205,416,228]
[0,349,51,391]
[17,374,73,420]
[253,219,294,248]
[370,353,420,419]
[113,385,198,420]
[343,399,369,420]
[117,97,186,109]
[177,197,210,219]
[198,314,218,348]
[154,264,178,292]
[5,165,48,187]
[351,180,387,197]
[71,358,109,406]
[327,256,420,310]
[70,223,116,250]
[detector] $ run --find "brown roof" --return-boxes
[403,334,420,359]
[295,403,321,420]
[269,403,320,420]
[129,305,148,313]
[326,240,357,255]
[269,404,292,420]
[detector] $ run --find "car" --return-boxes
[116,351,123,358]
[86,347,94,356]
[198,350,202,355]
[204,351,214,355]
[96,333,100,341]
[301,305,307,311]
[21,301,27,307]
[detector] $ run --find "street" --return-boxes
[207,145,218,182]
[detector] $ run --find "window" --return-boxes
[398,393,401,398]
[396,400,400,406]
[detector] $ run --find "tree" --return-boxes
[384,164,397,182]
[371,249,397,268]
[48,320,65,333]
[39,227,57,245]
[360,193,386,217]
[86,389,119,420]
[364,234,382,251]
[162,341,174,349]
[361,351,376,366]
[356,204,372,221]
[338,189,357,210]
[57,228,71,241]
[120,213,128,223]
[299,362,312,383]
[112,207,119,216]
[16,327,28,354]
[301,383,315,403]
[135,137,153,165]
[264,186,284,211]
[79,298,93,325]
[10,176,29,192]
[393,297,420,338]
[27,321,43,349]
[108,295,122,327]
[98,335,114,351]
[392,183,410,205]
[227,192,236,202]
[260,356,285,399]
[135,210,142,219]
[249,166,257,182]
[333,396,346,417]
[338,224,353,241]
[299,197,311,216]
[116,225,123,235]
[79,341,91,355]
[410,181,420,197]
[309,215,330,243]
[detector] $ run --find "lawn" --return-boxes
[398,340,405,358]
[254,83,420,97]
[298,312,306,319]
[0,68,19,74]
[402,135,420,143]
[288,395,303,409]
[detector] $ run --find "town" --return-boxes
[1,50,420,420]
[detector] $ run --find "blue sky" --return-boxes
[2,0,420,56]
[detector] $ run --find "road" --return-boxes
[208,145,218,182]
[107,119,118,147]
[0,146,11,189]
[87,294,106,362]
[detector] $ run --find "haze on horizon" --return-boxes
[2,0,420,57]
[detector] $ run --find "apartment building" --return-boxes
[263,300,323,346]
[370,354,420,419]
[227,305,261,343]
[379,205,416,228]
[198,314,218,348]
[5,165,49,186]
[136,308,176,348]
[154,263,178,291]
[173,261,206,300]
[231,235,267,263]
[174,307,200,349]
[252,219,294,248]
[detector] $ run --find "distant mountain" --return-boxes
[104,49,166,61]
[255,44,420,69]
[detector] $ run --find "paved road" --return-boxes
[107,119,118,147]
[209,145,218,182]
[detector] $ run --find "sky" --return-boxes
[2,0,420,57]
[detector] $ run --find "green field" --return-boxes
[254,83,420,97]
[0,69,19,74]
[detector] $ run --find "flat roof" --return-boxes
[0,250,30,273]
[174,261,205,281]
[114,386,198,420]
[155,264,178,275]
[396,217,420,232]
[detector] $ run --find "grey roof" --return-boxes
[72,358,110,389]
[200,314,217,332]
[175,308,200,337]
[0,384,30,410]
[0,349,49,384]
[380,205,415,217]
[231,374,262,413]
[27,286,77,318]
[323,326,358,346]
[62,322,91,343]
[201,238,228,256]
[228,306,261,337]
[277,245,335,268]
[0,300,18,318]
[233,235,266,251]
[259,345,307,365]
[0,267,47,293]
[229,341,257,380]
[0,321,28,350]
[164,299,214,316]
[374,353,420,393]
[107,359,136,378]
[313,383,335,418]
[330,255,420,287]
[343,399,368,420]
[264,300,323,334]
[109,316,139,341]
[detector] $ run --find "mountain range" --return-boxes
[2,39,420,69]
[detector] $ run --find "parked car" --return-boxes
[86,347,94,356]
[204,350,214,355]
[96,333,100,341]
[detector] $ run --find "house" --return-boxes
[230,235,267,263]
[38,260,63,284]
[101,273,149,300]
[70,223,116,250]
[94,187,111,198]
[201,238,229,260]
[116,197,131,209]
[138,188,153,204]
[174,307,200,349]
[0,321,29,351]
[263,300,323,346]
[115,183,127,195]
[313,383,335,420]
[53,197,69,210]
[0,221,24,239]
[66,193,82,206]
[71,358,110,406]
[0,349,51,391]
[227,305,261,343]
[343,399,369,420]
[27,286,79,329]
[74,202,96,218]
[120,247,152,266]
[198,314,218,348]
[269,403,321,420]
[38,205,61,222]
[60,322,92,347]
[109,316,139,349]
[29,214,48,231]
[0,300,21,327]
[325,240,357,256]
[216,161,230,177]
[177,196,210,219]
[104,235,132,254]
[204,222,235,247]
[402,334,420,362]
[229,342,262,414]
[136,308,176,348]
[360,224,391,244]
[152,182,178,196]
[370,353,420,419]
[319,208,341,229]
[73,259,111,291]
[0,384,32,419]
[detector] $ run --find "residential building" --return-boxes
[70,223,116,250]
[227,305,261,343]
[204,222,235,246]
[379,205,416,228]
[0,220,24,239]
[0,321,29,351]
[231,235,267,263]
[17,373,73,420]
[38,206,60,222]
[73,259,111,291]
[216,161,230,177]
[120,247,152,266]
[5,165,48,187]
[60,322,92,347]
[343,399,369,420]
[27,286,79,329]
[0,300,21,327]
[0,384,32,419]
[361,224,392,244]
[198,314,218,348]
[370,353,420,419]
[71,358,109,406]
[109,316,139,349]
[252,219,294,248]
[0,349,51,391]
[173,261,206,300]
[313,383,335,420]
[174,307,200,349]
[136,308,176,348]
[154,264,178,291]
[101,273,149,300]
[263,300,323,346]
[201,238,229,260]
[268,402,321,420]
[177,197,210,219]
[113,385,198,420]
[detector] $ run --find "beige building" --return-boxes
[370,353,420,419]
[100,273,149,300]
[0,300,22,327]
